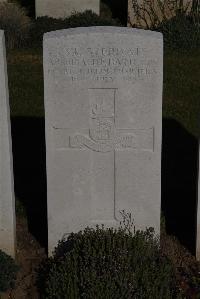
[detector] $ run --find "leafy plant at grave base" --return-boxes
[37,211,181,299]
[0,250,19,292]
[29,10,121,48]
[0,1,32,49]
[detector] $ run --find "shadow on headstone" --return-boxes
[101,0,128,25]
[11,117,47,250]
[162,118,198,255]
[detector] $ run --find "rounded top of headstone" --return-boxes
[44,26,163,41]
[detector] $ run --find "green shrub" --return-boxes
[29,10,121,48]
[156,14,200,50]
[0,250,19,292]
[37,224,181,298]
[0,2,32,49]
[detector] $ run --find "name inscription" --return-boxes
[48,46,158,83]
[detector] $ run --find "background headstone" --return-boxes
[36,0,100,19]
[44,27,163,254]
[0,30,15,257]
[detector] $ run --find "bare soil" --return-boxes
[1,216,46,299]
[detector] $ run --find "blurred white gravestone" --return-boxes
[36,0,100,19]
[0,30,15,257]
[44,27,163,254]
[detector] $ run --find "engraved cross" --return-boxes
[54,88,154,223]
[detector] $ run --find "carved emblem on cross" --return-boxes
[70,88,153,153]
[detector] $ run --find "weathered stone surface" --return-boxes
[0,30,15,257]
[44,27,163,254]
[36,0,99,19]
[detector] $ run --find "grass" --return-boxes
[7,48,200,137]
[7,49,44,117]
[163,49,200,137]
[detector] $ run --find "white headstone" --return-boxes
[36,0,100,19]
[44,27,163,254]
[0,31,15,257]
